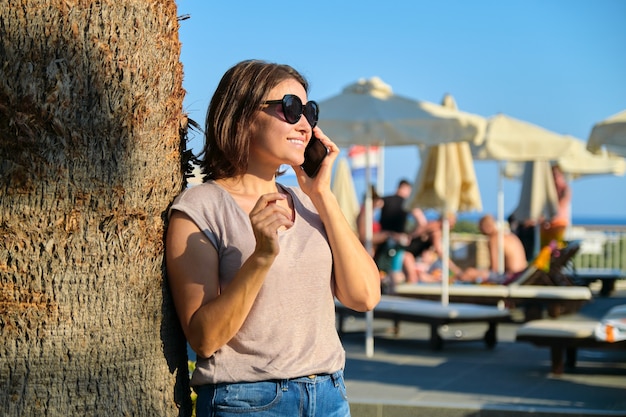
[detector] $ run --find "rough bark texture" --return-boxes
[0,1,191,415]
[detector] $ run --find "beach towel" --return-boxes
[594,304,626,343]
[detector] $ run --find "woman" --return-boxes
[165,60,380,416]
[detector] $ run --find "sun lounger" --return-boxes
[394,282,592,321]
[335,295,511,350]
[545,241,581,286]
[567,268,625,297]
[516,304,626,374]
[506,285,593,319]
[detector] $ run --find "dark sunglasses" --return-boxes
[262,94,319,128]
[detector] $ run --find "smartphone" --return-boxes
[301,135,329,178]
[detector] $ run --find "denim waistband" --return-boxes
[287,370,343,384]
[192,369,344,390]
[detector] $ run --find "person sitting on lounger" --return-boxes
[413,248,444,283]
[457,214,528,284]
[404,212,463,283]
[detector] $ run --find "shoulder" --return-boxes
[170,181,226,219]
[172,181,222,205]
[504,232,523,245]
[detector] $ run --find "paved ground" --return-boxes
[341,281,626,417]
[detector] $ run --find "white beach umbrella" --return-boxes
[320,82,486,252]
[503,136,625,235]
[320,78,485,255]
[556,140,626,231]
[320,78,486,147]
[557,138,626,177]
[505,138,626,178]
[319,79,486,357]
[587,110,626,157]
[471,114,578,273]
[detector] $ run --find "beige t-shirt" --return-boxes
[170,181,345,385]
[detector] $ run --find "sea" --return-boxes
[571,216,626,229]
[455,213,626,231]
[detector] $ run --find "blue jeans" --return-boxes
[194,370,350,417]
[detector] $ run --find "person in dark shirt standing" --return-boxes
[379,179,412,233]
[374,179,415,289]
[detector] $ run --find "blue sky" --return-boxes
[176,0,626,221]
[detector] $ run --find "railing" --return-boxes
[569,230,626,274]
[449,233,489,270]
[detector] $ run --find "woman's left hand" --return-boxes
[292,126,339,195]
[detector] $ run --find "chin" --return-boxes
[290,155,305,166]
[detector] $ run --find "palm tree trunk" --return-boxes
[0,1,191,415]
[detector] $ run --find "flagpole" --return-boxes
[441,145,450,306]
[442,204,450,306]
[497,162,505,275]
[378,145,385,195]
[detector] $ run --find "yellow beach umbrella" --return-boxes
[405,94,483,305]
[510,160,560,256]
[331,157,360,234]
[407,141,482,214]
[406,141,484,306]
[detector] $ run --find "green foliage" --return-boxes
[188,361,197,417]
[452,220,480,234]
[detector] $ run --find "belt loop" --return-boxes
[280,379,289,392]
[330,370,342,387]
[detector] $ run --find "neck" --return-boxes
[217,174,278,196]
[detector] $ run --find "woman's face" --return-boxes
[249,78,313,174]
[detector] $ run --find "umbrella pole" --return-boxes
[534,223,541,257]
[441,206,450,306]
[497,162,505,275]
[365,146,374,358]
[565,172,573,239]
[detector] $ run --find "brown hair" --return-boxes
[199,60,310,180]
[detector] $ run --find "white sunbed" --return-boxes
[335,295,511,350]
[393,281,592,321]
[516,304,626,374]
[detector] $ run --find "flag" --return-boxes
[348,145,380,178]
